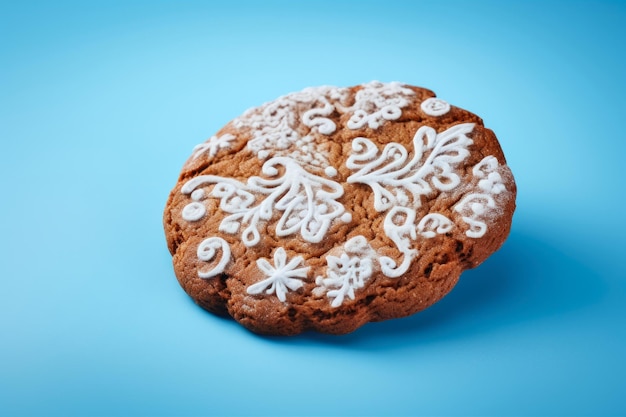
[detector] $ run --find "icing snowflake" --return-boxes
[192,134,236,160]
[344,81,415,130]
[315,236,374,307]
[181,157,350,247]
[247,247,309,302]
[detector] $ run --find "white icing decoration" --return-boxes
[347,123,475,277]
[454,156,506,238]
[421,98,450,116]
[234,86,348,169]
[454,194,496,238]
[196,237,231,278]
[233,82,416,168]
[379,209,455,277]
[181,157,349,247]
[182,202,206,221]
[247,247,309,302]
[302,102,336,135]
[347,123,475,211]
[182,187,209,221]
[192,134,236,160]
[343,81,415,130]
[473,156,506,194]
[416,213,454,238]
[315,236,375,307]
[324,166,337,177]
[380,206,417,277]
[343,235,369,253]
[190,189,205,201]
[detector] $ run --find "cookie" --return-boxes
[163,81,516,335]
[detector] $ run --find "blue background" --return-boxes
[1,1,625,415]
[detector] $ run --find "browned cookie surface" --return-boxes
[164,81,516,335]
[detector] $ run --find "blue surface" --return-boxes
[1,1,625,415]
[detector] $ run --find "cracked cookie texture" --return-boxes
[163,81,516,335]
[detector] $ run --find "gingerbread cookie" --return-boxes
[163,81,516,335]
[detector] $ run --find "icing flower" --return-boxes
[247,248,309,302]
